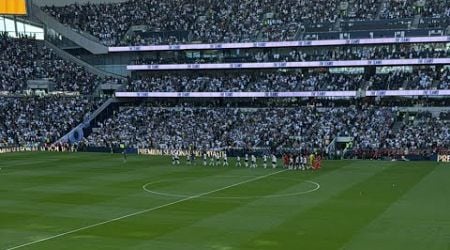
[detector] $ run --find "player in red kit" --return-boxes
[283,154,289,168]
[313,155,322,170]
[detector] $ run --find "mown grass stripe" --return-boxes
[240,162,435,249]
[4,169,287,250]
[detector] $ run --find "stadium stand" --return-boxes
[0,33,122,94]
[0,96,102,148]
[127,71,362,92]
[381,0,448,19]
[131,44,450,65]
[127,67,448,92]
[0,33,111,148]
[3,2,450,248]
[42,0,450,46]
[0,1,448,161]
[84,104,449,157]
[42,0,338,45]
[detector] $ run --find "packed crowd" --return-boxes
[128,67,449,92]
[345,0,380,20]
[85,105,449,156]
[368,67,449,90]
[0,33,121,94]
[380,0,450,19]
[0,96,102,148]
[42,0,338,46]
[43,0,450,46]
[389,112,450,151]
[350,110,450,159]
[380,0,417,19]
[133,44,450,66]
[288,44,450,61]
[128,71,361,92]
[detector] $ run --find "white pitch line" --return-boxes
[143,178,320,199]
[5,169,287,250]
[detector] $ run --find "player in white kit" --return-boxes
[295,155,300,170]
[186,153,191,165]
[223,153,229,166]
[215,153,220,166]
[209,153,215,166]
[174,151,180,165]
[301,155,307,170]
[271,154,277,168]
[203,152,207,166]
[263,155,268,168]
[236,155,242,167]
[251,154,257,168]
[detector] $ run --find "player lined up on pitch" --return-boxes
[170,151,322,170]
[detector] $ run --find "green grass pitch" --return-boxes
[0,152,449,250]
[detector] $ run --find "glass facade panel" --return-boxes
[0,15,43,39]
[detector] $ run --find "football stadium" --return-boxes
[0,0,450,249]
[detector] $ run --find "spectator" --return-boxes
[127,67,449,92]
[43,0,449,46]
[0,33,124,94]
[0,96,103,147]
[85,104,449,155]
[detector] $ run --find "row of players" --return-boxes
[171,152,322,170]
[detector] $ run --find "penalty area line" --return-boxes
[5,169,287,250]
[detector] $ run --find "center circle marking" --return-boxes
[142,175,320,199]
